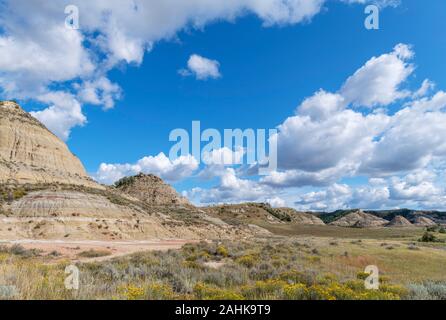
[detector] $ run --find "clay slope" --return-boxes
[330,210,388,228]
[115,173,191,206]
[413,216,437,226]
[0,187,256,241]
[0,101,263,241]
[386,215,413,227]
[0,101,101,189]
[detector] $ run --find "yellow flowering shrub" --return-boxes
[118,284,145,300]
[345,279,365,291]
[241,279,287,299]
[380,284,408,297]
[147,283,176,300]
[306,256,321,263]
[117,283,176,300]
[316,273,338,286]
[379,276,391,284]
[194,283,244,300]
[283,283,308,300]
[307,285,337,300]
[216,245,229,257]
[236,255,258,268]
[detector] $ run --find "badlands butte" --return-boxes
[1,100,446,243]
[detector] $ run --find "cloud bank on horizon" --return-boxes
[1,0,445,211]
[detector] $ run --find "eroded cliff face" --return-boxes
[0,189,257,241]
[0,101,262,241]
[0,101,101,189]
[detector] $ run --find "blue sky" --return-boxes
[1,0,446,210]
[73,0,446,171]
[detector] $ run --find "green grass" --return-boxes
[254,221,426,240]
[313,239,446,283]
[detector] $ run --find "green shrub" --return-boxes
[114,176,136,188]
[77,249,111,258]
[408,281,446,300]
[0,244,41,258]
[419,232,439,243]
[236,255,258,268]
[278,270,315,286]
[182,260,204,270]
[356,271,371,281]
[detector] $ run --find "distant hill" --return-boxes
[386,215,413,227]
[364,209,446,222]
[316,208,446,226]
[329,210,388,228]
[315,209,359,224]
[114,173,191,206]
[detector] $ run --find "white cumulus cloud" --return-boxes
[95,153,199,185]
[76,77,122,110]
[187,168,272,204]
[340,44,414,108]
[179,54,221,80]
[31,91,87,140]
[0,0,331,139]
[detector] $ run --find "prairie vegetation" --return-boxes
[1,234,446,300]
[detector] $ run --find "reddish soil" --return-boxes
[1,239,197,262]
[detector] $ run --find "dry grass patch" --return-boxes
[1,237,446,300]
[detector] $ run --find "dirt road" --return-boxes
[0,239,196,262]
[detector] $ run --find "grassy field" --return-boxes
[253,221,430,239]
[1,227,446,300]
